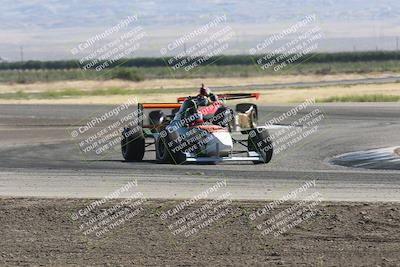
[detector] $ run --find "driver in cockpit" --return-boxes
[197,84,218,106]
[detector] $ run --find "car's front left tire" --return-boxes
[156,130,186,164]
[248,128,273,164]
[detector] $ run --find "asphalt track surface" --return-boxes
[0,103,399,202]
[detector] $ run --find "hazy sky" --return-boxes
[0,0,399,61]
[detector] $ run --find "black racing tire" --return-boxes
[155,135,172,163]
[149,110,165,126]
[236,103,258,128]
[236,103,257,114]
[156,129,186,164]
[121,126,145,161]
[249,108,258,128]
[248,128,273,164]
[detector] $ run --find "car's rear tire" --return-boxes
[248,129,273,164]
[236,103,258,128]
[149,110,165,126]
[236,103,257,114]
[156,130,186,164]
[121,126,145,161]
[249,108,257,128]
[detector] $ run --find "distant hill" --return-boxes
[1,0,400,60]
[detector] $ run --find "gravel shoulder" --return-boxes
[1,198,399,266]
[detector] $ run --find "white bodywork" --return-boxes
[203,131,233,157]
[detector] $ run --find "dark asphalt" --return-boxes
[0,103,399,201]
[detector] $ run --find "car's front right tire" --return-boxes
[121,126,145,161]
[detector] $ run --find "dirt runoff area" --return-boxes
[1,198,399,266]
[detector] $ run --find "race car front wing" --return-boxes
[183,151,263,163]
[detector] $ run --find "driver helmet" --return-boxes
[199,84,210,96]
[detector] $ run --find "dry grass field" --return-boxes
[0,73,399,104]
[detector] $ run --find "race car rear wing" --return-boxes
[137,103,181,129]
[140,103,181,109]
[137,92,260,128]
[177,93,260,103]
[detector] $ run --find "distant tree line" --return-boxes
[1,51,400,70]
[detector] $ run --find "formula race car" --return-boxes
[121,93,273,164]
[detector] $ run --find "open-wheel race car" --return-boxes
[121,93,273,164]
